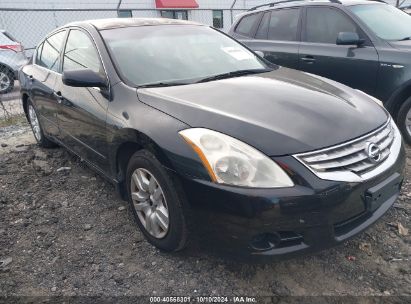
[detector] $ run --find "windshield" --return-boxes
[349,4,411,41]
[101,25,269,87]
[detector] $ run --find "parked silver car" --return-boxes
[0,30,28,93]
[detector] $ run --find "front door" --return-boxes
[54,28,110,172]
[299,6,379,95]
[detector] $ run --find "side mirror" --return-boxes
[62,69,107,88]
[254,50,264,58]
[336,32,365,46]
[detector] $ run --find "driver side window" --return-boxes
[305,7,361,44]
[62,29,102,74]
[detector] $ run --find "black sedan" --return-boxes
[19,18,405,258]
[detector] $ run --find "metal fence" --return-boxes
[1,0,409,122]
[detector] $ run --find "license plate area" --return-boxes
[364,173,402,212]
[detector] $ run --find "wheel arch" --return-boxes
[0,62,14,74]
[385,80,411,120]
[22,92,30,120]
[113,128,175,200]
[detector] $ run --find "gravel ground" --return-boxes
[0,122,410,300]
[0,82,24,119]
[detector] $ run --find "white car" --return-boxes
[0,30,28,93]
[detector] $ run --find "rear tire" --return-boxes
[0,68,14,94]
[396,96,411,145]
[27,99,55,148]
[126,149,189,252]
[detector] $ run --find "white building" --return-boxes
[0,0,408,54]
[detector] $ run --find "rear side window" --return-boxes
[0,31,16,43]
[37,30,66,72]
[235,13,261,37]
[62,30,101,74]
[268,8,300,41]
[305,7,359,44]
[3,31,17,42]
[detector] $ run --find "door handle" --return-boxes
[301,56,316,63]
[53,91,63,103]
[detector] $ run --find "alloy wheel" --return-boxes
[130,168,169,239]
[28,105,42,141]
[0,72,11,93]
[406,107,411,137]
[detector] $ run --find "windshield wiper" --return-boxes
[138,81,190,88]
[398,36,411,41]
[195,69,271,83]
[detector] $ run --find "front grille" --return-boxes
[295,119,395,180]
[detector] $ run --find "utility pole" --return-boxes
[230,0,238,24]
[117,0,123,16]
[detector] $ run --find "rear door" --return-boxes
[30,30,66,137]
[54,28,110,172]
[299,6,379,95]
[246,8,302,69]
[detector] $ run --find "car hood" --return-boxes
[388,40,411,51]
[137,67,388,156]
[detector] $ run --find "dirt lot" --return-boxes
[0,120,410,300]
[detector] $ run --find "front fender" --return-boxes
[385,78,411,116]
[106,82,211,183]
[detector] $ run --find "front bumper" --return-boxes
[176,142,406,259]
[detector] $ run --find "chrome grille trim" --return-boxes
[293,119,402,183]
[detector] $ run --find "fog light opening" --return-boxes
[250,232,281,251]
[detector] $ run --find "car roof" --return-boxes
[66,18,202,30]
[245,0,386,13]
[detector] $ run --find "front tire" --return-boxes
[0,68,14,94]
[27,99,55,148]
[397,96,411,144]
[126,149,188,252]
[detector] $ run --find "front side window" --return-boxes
[101,25,269,87]
[213,10,223,29]
[62,30,101,74]
[37,30,66,72]
[349,4,411,40]
[305,7,358,44]
[235,13,261,37]
[268,8,300,41]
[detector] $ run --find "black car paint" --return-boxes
[228,1,411,116]
[138,67,388,156]
[19,19,405,258]
[180,151,404,258]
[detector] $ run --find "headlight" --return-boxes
[355,89,383,107]
[179,128,294,188]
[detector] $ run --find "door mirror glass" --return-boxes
[62,69,107,88]
[336,32,364,46]
[254,50,264,57]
